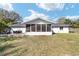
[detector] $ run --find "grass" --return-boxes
[0,33,79,56]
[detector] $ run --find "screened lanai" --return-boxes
[26,24,51,32]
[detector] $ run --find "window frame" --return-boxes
[60,26,63,30]
[47,24,51,32]
[26,24,30,32]
[37,24,41,32]
[31,24,35,32]
[42,24,46,32]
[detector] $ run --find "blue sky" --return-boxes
[0,3,79,21]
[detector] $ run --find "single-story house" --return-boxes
[11,18,71,35]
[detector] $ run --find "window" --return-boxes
[47,24,51,32]
[26,24,30,32]
[37,24,41,32]
[60,27,63,30]
[42,24,46,32]
[31,24,35,32]
[13,30,22,34]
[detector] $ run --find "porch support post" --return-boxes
[41,24,42,32]
[35,24,37,32]
[50,25,52,31]
[30,24,31,32]
[46,24,47,32]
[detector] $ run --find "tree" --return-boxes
[0,9,22,24]
[57,16,79,28]
[64,19,72,24]
[72,19,79,28]
[57,17,66,24]
[0,9,22,33]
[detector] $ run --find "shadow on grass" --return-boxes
[0,44,16,56]
[3,47,28,56]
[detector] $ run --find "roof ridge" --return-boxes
[22,17,54,24]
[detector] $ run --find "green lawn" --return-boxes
[0,33,79,56]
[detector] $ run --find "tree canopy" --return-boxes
[0,9,22,33]
[57,17,79,28]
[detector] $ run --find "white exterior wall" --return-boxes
[25,32,52,35]
[24,19,52,35]
[11,19,70,35]
[11,19,52,35]
[52,27,69,33]
[11,28,26,33]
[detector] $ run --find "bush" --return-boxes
[69,31,75,33]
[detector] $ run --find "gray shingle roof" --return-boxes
[52,24,71,27]
[11,24,26,28]
[23,18,54,24]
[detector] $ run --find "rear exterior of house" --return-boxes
[11,18,70,35]
[52,24,70,33]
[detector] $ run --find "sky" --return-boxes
[0,3,79,22]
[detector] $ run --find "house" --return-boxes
[11,18,70,35]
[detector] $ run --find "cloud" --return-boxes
[0,3,13,11]
[65,4,75,10]
[71,5,75,8]
[36,3,65,11]
[65,7,69,10]
[66,16,79,20]
[23,9,50,22]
